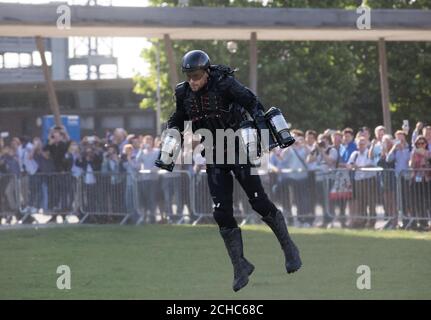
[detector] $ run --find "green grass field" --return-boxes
[1,224,430,300]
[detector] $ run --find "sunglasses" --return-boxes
[185,70,206,82]
[416,142,426,146]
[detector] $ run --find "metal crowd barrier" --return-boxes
[1,168,430,229]
[272,169,322,227]
[18,172,80,223]
[192,168,273,226]
[191,169,212,225]
[320,168,398,228]
[135,169,193,225]
[236,169,273,225]
[79,172,131,225]
[398,169,431,229]
[191,167,429,229]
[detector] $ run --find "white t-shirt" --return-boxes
[85,164,96,184]
[348,149,376,180]
[136,148,159,180]
[23,143,39,175]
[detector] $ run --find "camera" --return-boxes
[317,141,326,149]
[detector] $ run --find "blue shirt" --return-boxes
[340,142,357,164]
[1,154,20,175]
[386,146,410,174]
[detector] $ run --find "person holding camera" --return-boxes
[375,135,398,228]
[32,139,55,214]
[120,144,139,217]
[77,144,103,214]
[44,127,71,171]
[136,135,159,223]
[387,130,411,174]
[386,130,411,228]
[368,125,386,165]
[20,137,40,223]
[367,126,389,223]
[62,141,83,214]
[307,134,336,170]
[306,133,336,227]
[326,131,349,228]
[409,136,431,231]
[347,137,377,229]
[101,144,126,214]
[411,122,424,147]
[43,127,71,217]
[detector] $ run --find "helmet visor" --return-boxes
[185,70,206,82]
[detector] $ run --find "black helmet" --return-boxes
[181,50,211,73]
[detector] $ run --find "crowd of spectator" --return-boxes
[267,123,431,231]
[0,122,430,230]
[0,127,165,224]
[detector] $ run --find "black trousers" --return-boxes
[206,164,278,229]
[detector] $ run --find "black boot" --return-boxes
[219,227,255,292]
[262,210,302,273]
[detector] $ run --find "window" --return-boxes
[96,89,124,109]
[101,116,124,129]
[80,116,95,130]
[4,53,19,68]
[58,91,77,109]
[129,115,154,130]
[19,53,31,68]
[69,65,88,80]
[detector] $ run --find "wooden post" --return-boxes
[35,36,62,127]
[378,38,392,134]
[164,34,179,91]
[249,32,258,94]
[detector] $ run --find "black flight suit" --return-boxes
[167,65,279,228]
[166,64,302,292]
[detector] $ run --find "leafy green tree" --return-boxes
[134,0,431,134]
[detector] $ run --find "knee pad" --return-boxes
[249,192,278,217]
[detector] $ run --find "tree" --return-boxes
[134,0,431,134]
